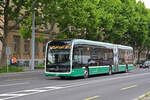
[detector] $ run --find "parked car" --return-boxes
[140,61,150,68]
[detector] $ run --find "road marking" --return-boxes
[0,82,100,100]
[0,94,26,96]
[0,82,29,87]
[4,78,37,82]
[43,86,64,89]
[1,72,150,100]
[84,96,99,100]
[23,89,48,92]
[121,85,137,90]
[0,86,64,100]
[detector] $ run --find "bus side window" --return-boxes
[72,47,82,68]
[73,50,80,63]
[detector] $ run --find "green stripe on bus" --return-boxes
[89,66,109,75]
[118,65,126,72]
[45,64,134,77]
[70,68,84,77]
[118,64,134,72]
[128,64,134,70]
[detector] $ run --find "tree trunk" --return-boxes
[137,50,141,64]
[0,0,10,67]
[146,49,149,60]
[133,48,137,63]
[0,39,7,66]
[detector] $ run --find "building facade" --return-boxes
[4,29,50,67]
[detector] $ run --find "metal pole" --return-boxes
[31,10,35,70]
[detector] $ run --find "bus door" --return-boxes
[113,45,118,72]
[72,45,83,69]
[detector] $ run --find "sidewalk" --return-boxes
[0,69,44,75]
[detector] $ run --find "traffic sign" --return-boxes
[6,47,11,56]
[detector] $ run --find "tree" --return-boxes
[144,9,150,60]
[39,0,102,40]
[1,0,149,66]
[98,0,128,43]
[126,1,149,63]
[0,0,41,66]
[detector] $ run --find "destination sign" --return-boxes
[49,45,71,49]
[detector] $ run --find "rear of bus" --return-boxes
[45,40,72,77]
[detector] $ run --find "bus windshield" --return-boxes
[47,49,70,65]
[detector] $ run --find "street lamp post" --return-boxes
[31,10,35,70]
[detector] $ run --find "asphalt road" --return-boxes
[0,68,150,100]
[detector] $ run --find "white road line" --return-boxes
[23,90,48,92]
[0,72,150,100]
[43,86,64,89]
[0,82,29,87]
[134,91,150,100]
[0,94,26,96]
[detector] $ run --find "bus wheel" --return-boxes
[60,76,66,79]
[84,68,89,78]
[109,66,112,75]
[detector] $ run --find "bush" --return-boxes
[0,65,25,73]
[35,63,45,69]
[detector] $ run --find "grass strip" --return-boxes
[0,65,25,73]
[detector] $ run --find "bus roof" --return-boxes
[72,39,133,50]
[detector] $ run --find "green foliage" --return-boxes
[35,63,44,69]
[41,0,102,40]
[35,36,44,42]
[19,14,33,38]
[1,0,150,60]
[19,26,32,39]
[16,0,150,53]
[0,65,25,73]
[126,1,149,49]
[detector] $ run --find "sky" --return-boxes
[136,0,150,8]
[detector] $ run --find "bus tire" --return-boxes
[60,76,66,79]
[109,65,112,75]
[125,64,128,73]
[84,67,89,78]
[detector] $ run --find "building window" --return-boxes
[24,39,30,54]
[13,36,20,54]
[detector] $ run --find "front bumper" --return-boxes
[45,68,84,77]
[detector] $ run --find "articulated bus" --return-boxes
[45,39,134,78]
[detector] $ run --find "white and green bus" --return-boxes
[45,39,134,78]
